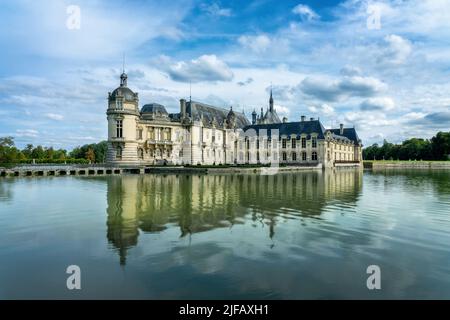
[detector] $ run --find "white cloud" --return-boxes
[238,35,271,54]
[292,4,319,20]
[377,35,412,65]
[16,129,39,138]
[158,55,234,83]
[45,113,64,121]
[274,104,290,116]
[360,97,395,111]
[200,3,232,17]
[308,104,335,116]
[299,75,387,102]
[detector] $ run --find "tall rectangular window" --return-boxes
[312,138,317,148]
[116,99,123,109]
[116,120,123,138]
[282,139,287,149]
[301,137,306,148]
[291,138,296,148]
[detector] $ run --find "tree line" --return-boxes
[363,131,450,161]
[0,137,108,164]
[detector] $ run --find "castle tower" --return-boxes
[106,71,140,164]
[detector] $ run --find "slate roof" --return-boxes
[186,101,250,128]
[261,109,281,124]
[141,103,168,114]
[329,128,361,145]
[110,86,137,101]
[244,120,327,139]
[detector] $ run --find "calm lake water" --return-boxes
[1,169,450,299]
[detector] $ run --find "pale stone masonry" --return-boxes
[106,72,363,168]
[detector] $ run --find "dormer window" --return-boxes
[116,99,123,110]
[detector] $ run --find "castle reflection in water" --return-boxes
[106,170,363,265]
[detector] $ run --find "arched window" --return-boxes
[116,146,122,159]
[138,148,144,160]
[312,151,318,161]
[302,151,306,161]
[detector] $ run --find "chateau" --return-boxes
[106,72,362,168]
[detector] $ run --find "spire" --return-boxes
[120,53,127,87]
[122,52,125,74]
[189,81,192,103]
[269,84,274,112]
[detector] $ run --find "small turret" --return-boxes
[120,72,128,87]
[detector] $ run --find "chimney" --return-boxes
[310,117,314,121]
[180,99,186,118]
[301,115,306,122]
[283,117,288,123]
[340,123,344,135]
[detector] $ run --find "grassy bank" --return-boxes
[363,160,450,169]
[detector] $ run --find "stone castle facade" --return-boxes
[106,72,362,168]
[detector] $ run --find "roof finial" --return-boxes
[120,53,127,87]
[189,80,192,103]
[122,52,125,74]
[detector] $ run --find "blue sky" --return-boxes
[1,0,450,149]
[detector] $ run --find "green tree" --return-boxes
[431,132,450,160]
[31,146,45,159]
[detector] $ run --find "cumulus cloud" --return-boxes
[268,85,295,101]
[158,55,234,83]
[292,4,319,20]
[360,97,395,111]
[408,111,450,128]
[308,104,335,116]
[299,75,387,102]
[377,34,412,65]
[274,105,290,115]
[238,35,271,53]
[45,113,64,121]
